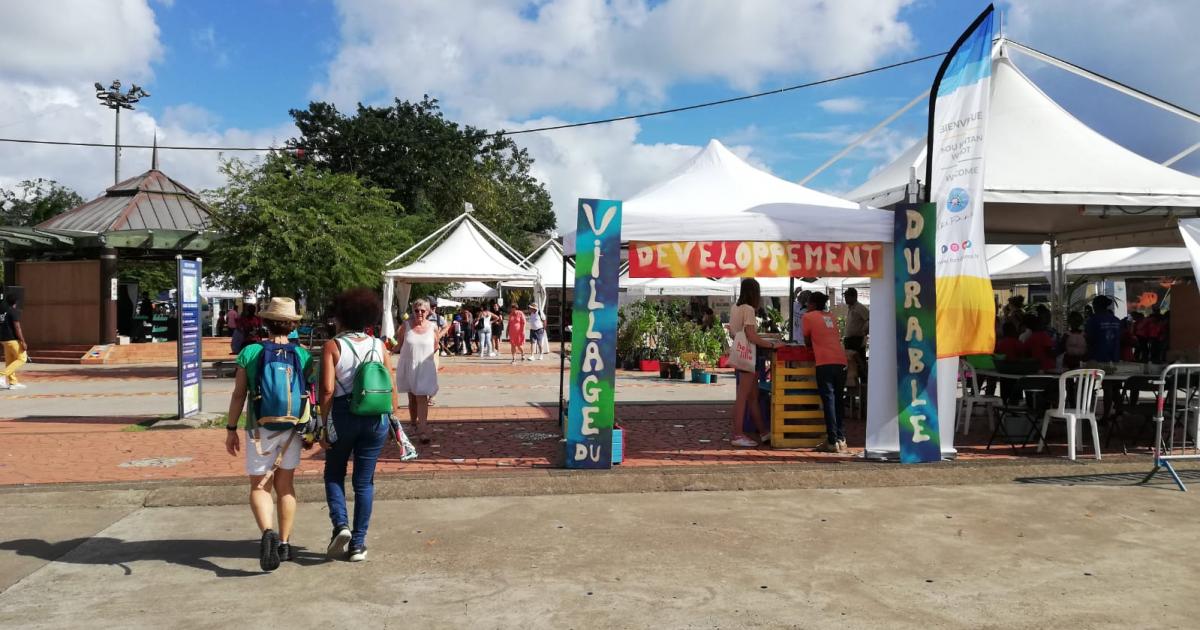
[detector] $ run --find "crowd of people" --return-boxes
[424,301,549,363]
[993,294,1170,371]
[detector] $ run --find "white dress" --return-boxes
[395,323,438,396]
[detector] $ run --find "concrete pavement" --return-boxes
[1,483,1196,629]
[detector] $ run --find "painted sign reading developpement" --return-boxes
[177,258,202,418]
[629,241,883,279]
[566,199,622,469]
[895,204,940,463]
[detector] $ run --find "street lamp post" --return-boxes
[94,80,150,185]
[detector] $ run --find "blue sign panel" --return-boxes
[894,204,940,463]
[177,258,203,418]
[565,199,621,469]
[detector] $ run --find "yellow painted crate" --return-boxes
[770,359,826,448]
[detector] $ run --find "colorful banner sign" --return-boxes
[566,199,622,469]
[927,5,996,358]
[629,241,883,279]
[176,257,203,418]
[895,204,941,463]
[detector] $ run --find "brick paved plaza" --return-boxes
[0,353,1160,487]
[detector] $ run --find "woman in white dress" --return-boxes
[393,299,443,444]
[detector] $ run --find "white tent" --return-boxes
[847,49,1200,254]
[992,246,1192,284]
[512,239,573,288]
[622,276,735,297]
[448,281,499,299]
[381,212,539,338]
[563,139,893,254]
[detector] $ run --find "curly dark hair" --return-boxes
[333,287,382,332]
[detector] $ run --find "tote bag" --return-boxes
[729,330,757,372]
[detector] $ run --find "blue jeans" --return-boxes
[324,396,388,548]
[815,364,846,444]
[477,329,492,355]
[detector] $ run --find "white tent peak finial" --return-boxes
[464,202,474,214]
[151,130,159,170]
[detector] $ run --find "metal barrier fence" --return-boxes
[1144,364,1200,491]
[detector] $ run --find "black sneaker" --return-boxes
[327,525,351,559]
[278,542,294,563]
[348,545,368,562]
[260,529,281,572]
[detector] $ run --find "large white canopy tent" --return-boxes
[848,44,1200,261]
[381,211,539,338]
[836,41,1200,458]
[563,139,893,255]
[557,136,898,453]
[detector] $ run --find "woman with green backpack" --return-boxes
[319,287,396,563]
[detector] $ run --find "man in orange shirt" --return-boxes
[803,292,848,453]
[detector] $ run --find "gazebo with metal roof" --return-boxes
[0,147,216,347]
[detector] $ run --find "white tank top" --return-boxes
[334,333,385,397]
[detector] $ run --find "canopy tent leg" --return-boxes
[787,277,795,341]
[381,277,396,339]
[558,252,569,431]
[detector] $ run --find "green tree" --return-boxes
[0,178,84,226]
[204,153,404,311]
[288,96,555,252]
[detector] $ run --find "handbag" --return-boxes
[389,415,419,461]
[729,330,757,372]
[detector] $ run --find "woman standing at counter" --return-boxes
[730,278,780,447]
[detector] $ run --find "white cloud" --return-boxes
[791,125,919,163]
[318,0,916,119]
[0,81,294,200]
[0,0,162,84]
[0,2,288,204]
[817,97,866,114]
[316,0,917,225]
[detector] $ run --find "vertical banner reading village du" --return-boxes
[895,204,940,463]
[928,5,996,358]
[566,199,621,469]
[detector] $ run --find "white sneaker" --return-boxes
[8,383,26,390]
[0,376,7,389]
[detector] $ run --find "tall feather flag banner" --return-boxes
[926,4,997,358]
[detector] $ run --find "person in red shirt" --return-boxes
[1024,318,1056,371]
[994,321,1025,359]
[803,292,848,453]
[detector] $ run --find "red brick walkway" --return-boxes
[0,400,1147,486]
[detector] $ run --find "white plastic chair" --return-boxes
[1037,368,1105,461]
[958,360,1003,435]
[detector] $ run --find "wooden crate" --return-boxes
[771,356,826,448]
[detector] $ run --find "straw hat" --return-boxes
[259,297,302,322]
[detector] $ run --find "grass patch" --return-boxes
[201,413,246,429]
[121,418,160,432]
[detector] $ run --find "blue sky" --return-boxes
[1,0,1197,229]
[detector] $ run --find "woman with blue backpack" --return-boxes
[319,287,395,563]
[223,297,312,572]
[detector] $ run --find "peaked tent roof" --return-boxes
[992,247,1191,284]
[847,50,1200,253]
[383,215,537,283]
[509,239,573,288]
[564,139,893,255]
[39,169,211,234]
[448,281,499,299]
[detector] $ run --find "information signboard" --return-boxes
[177,257,203,418]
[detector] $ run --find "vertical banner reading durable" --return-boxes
[895,204,940,463]
[566,199,622,469]
[176,258,202,418]
[927,4,996,358]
